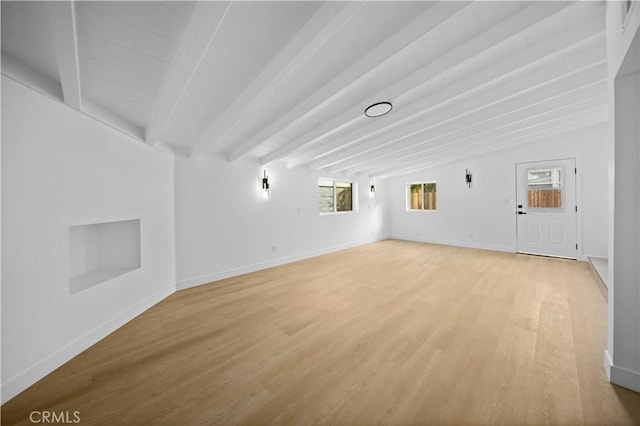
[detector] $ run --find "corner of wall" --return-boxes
[603,349,613,380]
[605,0,640,394]
[174,157,390,291]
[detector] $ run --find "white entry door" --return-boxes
[516,159,577,259]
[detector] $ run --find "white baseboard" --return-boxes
[604,349,640,392]
[583,253,608,260]
[578,252,605,262]
[611,364,640,392]
[389,234,515,254]
[177,236,388,290]
[1,285,174,404]
[604,349,613,380]
[2,236,390,402]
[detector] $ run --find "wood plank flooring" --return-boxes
[2,240,639,425]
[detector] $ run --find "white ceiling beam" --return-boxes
[46,1,82,110]
[315,26,605,172]
[227,1,471,162]
[301,31,605,170]
[328,75,604,177]
[300,31,605,170]
[371,111,607,179]
[369,107,607,179]
[261,0,587,166]
[373,112,608,180]
[260,115,363,166]
[338,81,606,175]
[145,1,232,147]
[262,2,603,168]
[190,2,365,160]
[350,94,606,176]
[373,121,609,180]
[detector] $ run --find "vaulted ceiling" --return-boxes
[1,1,607,178]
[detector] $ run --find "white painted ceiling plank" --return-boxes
[371,112,608,179]
[372,111,608,179]
[260,0,582,166]
[81,2,192,41]
[227,1,471,163]
[307,58,605,172]
[309,28,605,171]
[2,3,60,81]
[145,1,232,146]
[336,82,607,175]
[46,1,82,110]
[76,4,182,63]
[260,113,364,166]
[299,31,605,170]
[262,3,577,166]
[349,96,606,176]
[191,2,364,160]
[381,106,608,175]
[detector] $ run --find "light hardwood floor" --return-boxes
[2,240,639,425]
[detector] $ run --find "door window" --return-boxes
[527,168,563,209]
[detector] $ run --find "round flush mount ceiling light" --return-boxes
[364,101,392,118]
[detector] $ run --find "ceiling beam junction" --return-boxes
[46,0,82,110]
[145,1,233,147]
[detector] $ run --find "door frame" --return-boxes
[514,157,582,259]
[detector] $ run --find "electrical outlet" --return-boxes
[272,244,278,253]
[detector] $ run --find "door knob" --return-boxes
[517,211,527,215]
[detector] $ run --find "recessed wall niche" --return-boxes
[69,219,141,294]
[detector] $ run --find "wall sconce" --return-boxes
[465,168,472,188]
[262,170,270,196]
[370,180,375,193]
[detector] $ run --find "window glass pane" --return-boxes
[336,182,352,212]
[318,179,354,213]
[409,184,423,209]
[424,183,437,210]
[528,168,562,208]
[318,183,334,213]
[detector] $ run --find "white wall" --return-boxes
[1,70,3,401]
[387,122,608,260]
[605,0,640,393]
[1,77,176,402]
[174,157,387,289]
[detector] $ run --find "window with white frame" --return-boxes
[407,182,437,211]
[319,178,353,213]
